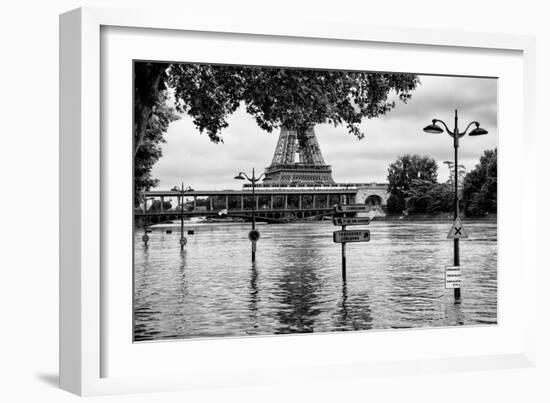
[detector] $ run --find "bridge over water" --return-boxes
[136,183,389,224]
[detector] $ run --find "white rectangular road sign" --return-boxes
[445,266,462,289]
[333,216,371,226]
[333,204,371,213]
[333,230,370,243]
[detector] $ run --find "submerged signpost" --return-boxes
[332,204,371,281]
[445,218,467,294]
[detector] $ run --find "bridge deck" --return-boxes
[135,207,335,217]
[143,188,360,197]
[138,185,388,223]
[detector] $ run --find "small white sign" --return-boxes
[333,230,370,243]
[334,204,371,213]
[445,266,462,289]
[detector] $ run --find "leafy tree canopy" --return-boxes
[168,65,419,146]
[133,62,419,197]
[385,151,497,216]
[462,149,497,216]
[134,63,170,155]
[134,91,180,205]
[385,154,438,214]
[387,154,438,194]
[405,179,454,214]
[135,62,419,155]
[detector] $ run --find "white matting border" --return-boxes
[60,6,537,396]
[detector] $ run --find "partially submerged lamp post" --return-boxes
[142,195,155,245]
[172,183,194,250]
[234,168,266,262]
[423,109,488,300]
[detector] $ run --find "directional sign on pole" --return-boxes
[333,230,370,243]
[333,216,371,226]
[447,217,468,239]
[445,266,462,289]
[333,204,371,213]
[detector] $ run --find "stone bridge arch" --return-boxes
[355,185,390,206]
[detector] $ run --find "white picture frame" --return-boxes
[60,6,537,396]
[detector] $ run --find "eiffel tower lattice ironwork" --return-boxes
[264,126,335,185]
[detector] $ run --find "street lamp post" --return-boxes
[423,109,488,300]
[142,195,155,245]
[172,183,194,250]
[234,168,266,262]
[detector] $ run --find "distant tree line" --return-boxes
[386,149,497,217]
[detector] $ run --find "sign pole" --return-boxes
[142,195,149,246]
[332,204,371,281]
[184,182,189,250]
[251,168,256,262]
[341,224,346,281]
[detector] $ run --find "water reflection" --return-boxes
[273,239,323,334]
[247,262,259,334]
[444,297,465,325]
[333,283,373,331]
[133,222,497,341]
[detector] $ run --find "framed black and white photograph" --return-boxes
[59,7,537,396]
[132,61,498,342]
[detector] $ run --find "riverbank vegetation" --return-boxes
[386,150,497,217]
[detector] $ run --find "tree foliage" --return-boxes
[135,62,419,154]
[134,62,170,157]
[405,180,454,214]
[133,62,419,199]
[386,191,407,214]
[462,149,497,216]
[386,154,438,213]
[385,151,497,216]
[147,200,173,212]
[166,65,419,147]
[387,154,438,193]
[134,91,180,205]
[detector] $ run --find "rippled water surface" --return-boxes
[134,221,497,341]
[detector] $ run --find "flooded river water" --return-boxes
[133,221,497,341]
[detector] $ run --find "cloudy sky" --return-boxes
[150,73,497,190]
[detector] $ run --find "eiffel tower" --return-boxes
[264,127,335,185]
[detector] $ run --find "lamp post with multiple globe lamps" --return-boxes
[423,109,488,300]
